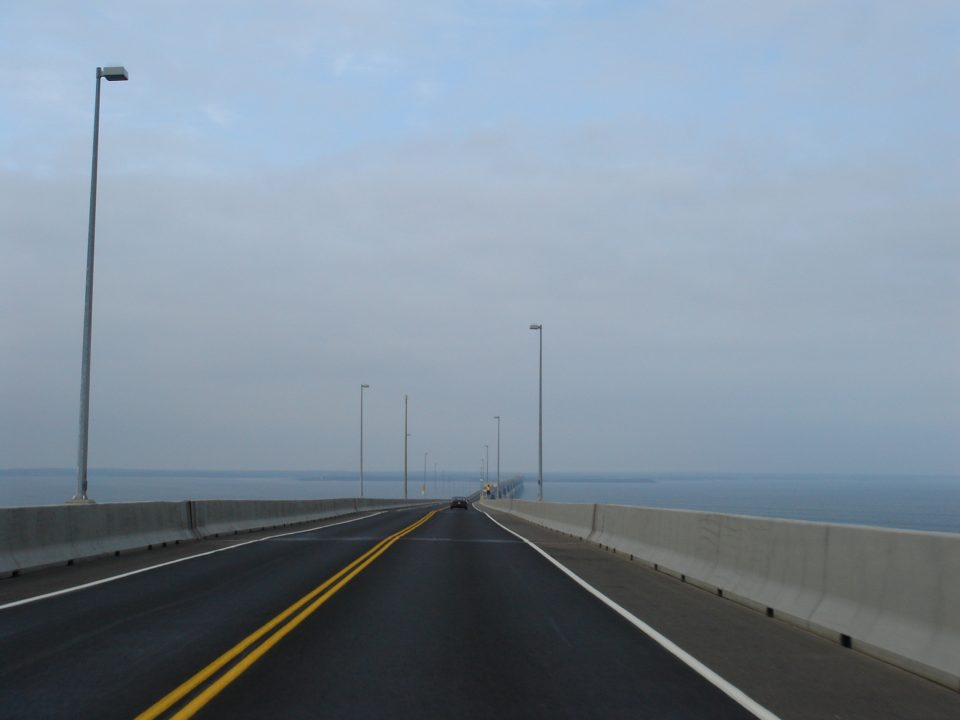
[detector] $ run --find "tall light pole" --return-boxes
[494,415,501,498]
[72,65,128,504]
[403,395,409,499]
[484,444,489,487]
[530,323,543,501]
[360,384,369,497]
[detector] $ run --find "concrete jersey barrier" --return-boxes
[191,499,359,537]
[0,498,434,578]
[0,502,195,577]
[482,498,960,692]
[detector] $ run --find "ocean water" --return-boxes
[518,473,960,534]
[0,469,474,508]
[2,469,959,535]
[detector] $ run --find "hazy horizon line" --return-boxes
[3,467,958,480]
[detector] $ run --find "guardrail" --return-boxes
[0,498,434,578]
[481,498,960,692]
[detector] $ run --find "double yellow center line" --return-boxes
[137,509,439,720]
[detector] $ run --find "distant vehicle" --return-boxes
[450,497,468,510]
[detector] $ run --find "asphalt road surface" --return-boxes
[0,505,769,719]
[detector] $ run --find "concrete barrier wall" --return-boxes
[491,498,596,538]
[0,502,195,577]
[0,498,434,578]
[483,499,960,691]
[192,499,359,537]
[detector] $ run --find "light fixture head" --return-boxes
[529,323,542,330]
[361,384,370,388]
[99,66,128,81]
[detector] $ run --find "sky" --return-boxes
[1,1,958,476]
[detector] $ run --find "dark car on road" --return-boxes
[450,497,468,510]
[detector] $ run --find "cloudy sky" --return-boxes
[1,1,958,475]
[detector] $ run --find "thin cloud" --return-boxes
[332,52,402,77]
[1,1,957,474]
[202,103,234,130]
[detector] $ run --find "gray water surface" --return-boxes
[2,469,958,534]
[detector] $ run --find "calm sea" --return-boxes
[2,469,958,535]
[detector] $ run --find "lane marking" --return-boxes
[133,524,402,720]
[480,509,783,720]
[0,511,394,612]
[269,535,519,544]
[137,509,438,720]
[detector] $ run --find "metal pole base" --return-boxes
[65,496,96,504]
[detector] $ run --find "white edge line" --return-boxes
[0,511,388,612]
[480,509,783,720]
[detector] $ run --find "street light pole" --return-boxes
[484,444,489,487]
[360,384,369,498]
[403,395,409,499]
[423,451,428,494]
[494,415,501,498]
[72,65,128,504]
[530,324,543,501]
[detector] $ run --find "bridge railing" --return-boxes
[0,498,434,579]
[481,498,960,693]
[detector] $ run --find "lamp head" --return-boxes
[529,323,542,330]
[99,66,128,81]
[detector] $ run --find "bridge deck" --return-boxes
[1,505,957,719]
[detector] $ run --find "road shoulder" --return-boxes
[481,506,960,720]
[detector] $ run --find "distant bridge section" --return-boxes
[481,476,523,499]
[481,497,960,693]
[499,476,523,498]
